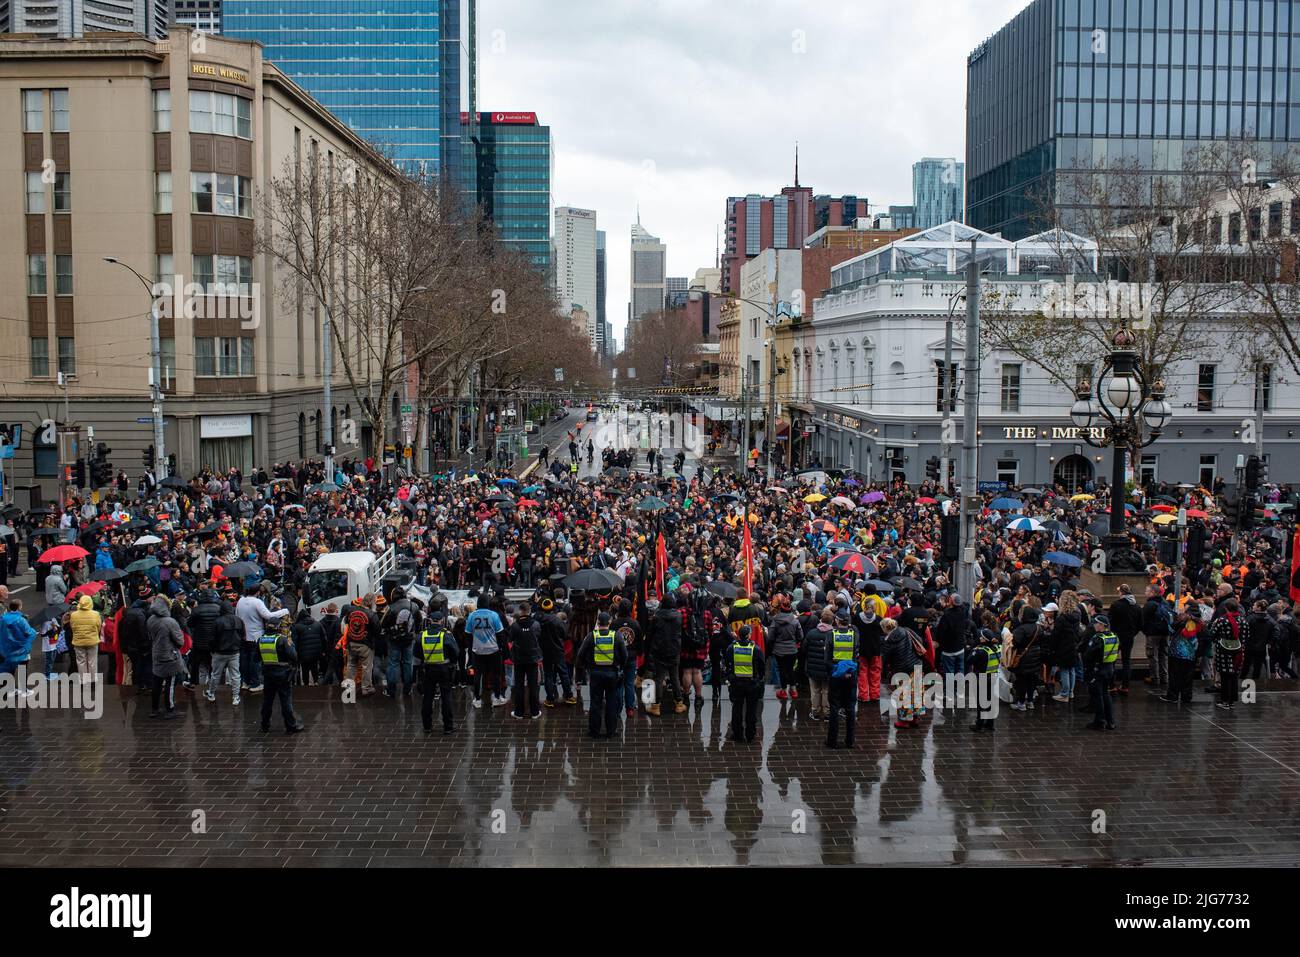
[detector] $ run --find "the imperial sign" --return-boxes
[1002,426,1108,440]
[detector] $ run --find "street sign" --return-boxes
[977,481,1007,493]
[554,368,564,382]
[136,416,153,424]
[400,404,412,415]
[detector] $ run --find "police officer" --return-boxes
[1084,613,1118,732]
[259,617,305,734]
[969,629,1001,732]
[418,607,460,734]
[824,610,859,749]
[724,624,765,743]
[576,611,628,738]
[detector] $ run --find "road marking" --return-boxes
[1189,709,1300,776]
[8,585,29,595]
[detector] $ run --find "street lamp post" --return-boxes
[1069,326,1173,575]
[104,258,166,481]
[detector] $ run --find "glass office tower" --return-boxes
[225,0,477,179]
[473,112,553,272]
[968,0,1300,239]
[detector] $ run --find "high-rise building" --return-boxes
[912,158,964,228]
[967,0,1300,239]
[888,205,917,229]
[630,219,666,325]
[595,229,607,356]
[472,111,552,271]
[170,0,221,33]
[439,0,476,207]
[224,0,477,179]
[722,186,869,295]
[665,276,688,309]
[555,207,598,350]
[4,0,169,36]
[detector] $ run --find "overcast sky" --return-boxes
[479,0,1029,349]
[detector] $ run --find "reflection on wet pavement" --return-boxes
[1,683,1297,866]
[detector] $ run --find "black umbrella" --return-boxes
[90,567,129,582]
[636,496,669,512]
[29,528,62,539]
[117,519,153,531]
[564,568,618,591]
[218,561,261,579]
[891,577,923,592]
[28,506,54,516]
[703,580,738,599]
[632,482,655,493]
[864,578,895,593]
[712,493,740,503]
[0,504,21,517]
[324,517,355,530]
[33,604,68,629]
[159,476,188,489]
[603,467,629,479]
[125,557,161,574]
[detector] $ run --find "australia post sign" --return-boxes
[460,111,537,125]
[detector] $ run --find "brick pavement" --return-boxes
[0,679,1297,867]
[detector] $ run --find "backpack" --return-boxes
[683,597,708,651]
[346,608,369,644]
[616,624,636,651]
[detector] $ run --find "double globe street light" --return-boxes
[1069,326,1174,575]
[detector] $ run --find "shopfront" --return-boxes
[200,413,254,474]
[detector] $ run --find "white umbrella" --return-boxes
[133,534,162,546]
[830,495,856,509]
[460,474,481,485]
[1004,516,1044,532]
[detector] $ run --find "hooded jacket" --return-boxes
[767,610,801,657]
[803,621,833,681]
[0,609,37,663]
[147,597,186,676]
[119,598,152,657]
[188,589,221,651]
[507,613,542,664]
[1011,607,1045,675]
[212,601,245,655]
[648,602,682,662]
[69,594,103,648]
[291,609,325,661]
[880,624,917,677]
[1107,593,1142,639]
[44,565,67,606]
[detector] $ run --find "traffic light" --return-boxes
[925,456,940,481]
[72,457,86,489]
[1185,521,1207,569]
[167,453,177,477]
[940,513,961,562]
[143,444,154,469]
[1240,494,1258,531]
[1249,497,1270,528]
[1157,533,1180,566]
[1245,454,1262,492]
[1221,494,1239,527]
[1257,455,1270,486]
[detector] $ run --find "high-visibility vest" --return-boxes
[259,635,284,665]
[570,462,578,473]
[1099,631,1119,665]
[732,642,754,678]
[832,628,855,661]
[593,629,615,665]
[983,645,1001,673]
[421,628,448,664]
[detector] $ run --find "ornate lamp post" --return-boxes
[1069,326,1173,574]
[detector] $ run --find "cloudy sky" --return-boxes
[480,0,1029,349]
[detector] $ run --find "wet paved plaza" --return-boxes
[1,681,1298,867]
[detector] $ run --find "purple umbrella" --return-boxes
[843,477,863,487]
[860,490,886,504]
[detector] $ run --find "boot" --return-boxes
[646,703,661,716]
[674,701,687,714]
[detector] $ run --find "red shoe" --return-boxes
[775,689,788,700]
[894,720,912,729]
[790,689,799,700]
[626,708,635,717]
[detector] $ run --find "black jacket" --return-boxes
[648,605,682,662]
[935,604,970,654]
[292,610,325,661]
[416,620,460,666]
[189,591,221,653]
[538,611,567,662]
[212,601,245,655]
[261,631,299,676]
[803,623,832,681]
[119,600,151,656]
[1051,610,1082,667]
[576,630,629,670]
[880,626,917,677]
[508,614,542,664]
[724,639,765,684]
[1246,611,1274,651]
[1011,610,1045,675]
[1108,594,1142,639]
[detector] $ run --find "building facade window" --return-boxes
[29,337,49,378]
[1197,363,1216,411]
[34,427,56,478]
[1000,363,1022,412]
[1139,453,1158,485]
[192,255,253,294]
[1198,454,1217,488]
[156,254,174,283]
[996,458,1019,485]
[1255,363,1273,411]
[189,90,251,138]
[155,172,172,213]
[153,89,171,132]
[1269,201,1283,237]
[57,336,75,375]
[50,89,69,131]
[195,336,254,377]
[53,172,71,212]
[161,338,176,388]
[22,90,43,132]
[27,254,46,295]
[55,255,72,295]
[191,172,252,217]
[25,171,45,213]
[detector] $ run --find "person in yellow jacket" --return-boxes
[69,593,104,681]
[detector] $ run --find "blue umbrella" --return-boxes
[1005,516,1044,532]
[990,497,1024,511]
[1043,551,1082,568]
[522,484,542,494]
[497,477,518,486]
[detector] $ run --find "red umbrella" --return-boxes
[38,543,89,563]
[1185,508,1209,519]
[1150,504,1176,513]
[67,580,107,600]
[517,498,541,507]
[828,551,871,576]
[916,496,938,505]
[810,518,837,535]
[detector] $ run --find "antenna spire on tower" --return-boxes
[794,141,799,188]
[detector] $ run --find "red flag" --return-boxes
[742,521,754,595]
[1290,526,1300,603]
[655,532,668,599]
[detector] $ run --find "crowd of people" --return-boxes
[1,407,1297,747]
